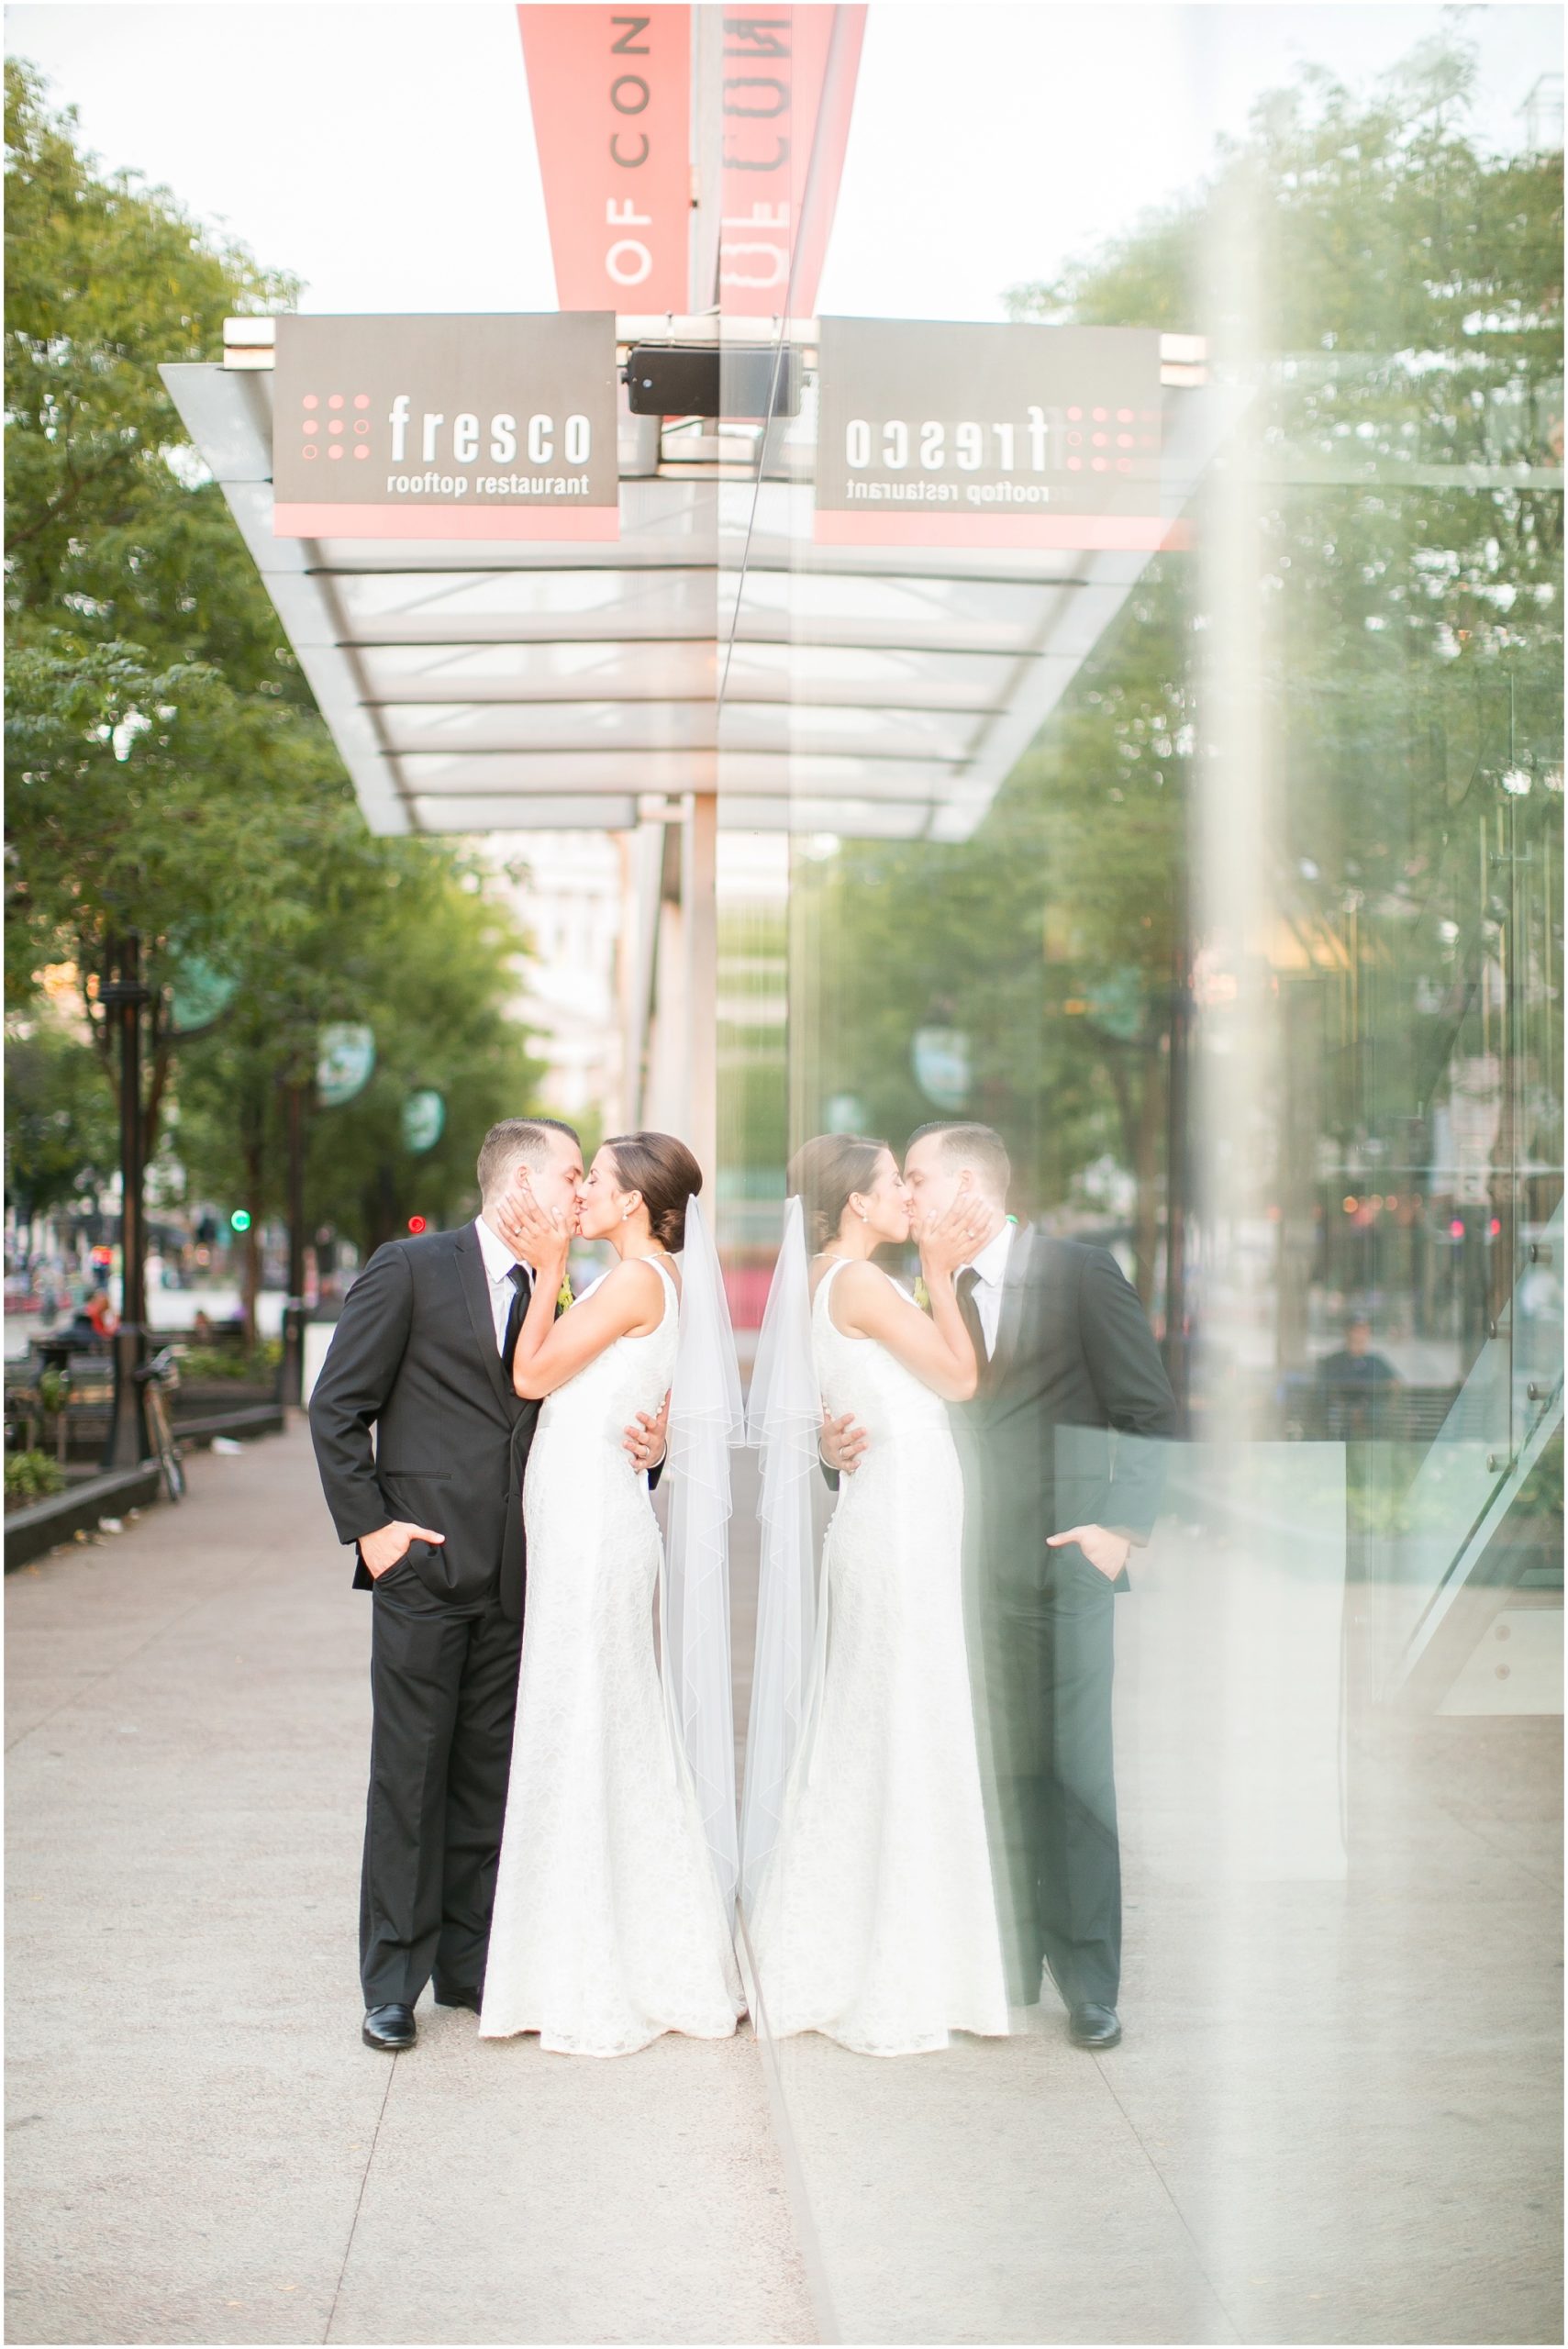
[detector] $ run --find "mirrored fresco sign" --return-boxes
[814,318,1174,550]
[272,313,621,541]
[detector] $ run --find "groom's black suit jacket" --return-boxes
[951,1223,1180,1599]
[309,1224,537,1620]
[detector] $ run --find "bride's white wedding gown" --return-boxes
[746,1258,1009,2054]
[480,1260,744,2056]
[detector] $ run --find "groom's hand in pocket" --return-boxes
[624,1392,670,1474]
[360,1520,446,1578]
[1047,1524,1130,1581]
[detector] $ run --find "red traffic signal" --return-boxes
[407,1215,428,1235]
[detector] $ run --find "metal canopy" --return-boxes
[162,328,1223,843]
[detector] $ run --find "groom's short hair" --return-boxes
[906,1120,1012,1204]
[477,1117,580,1203]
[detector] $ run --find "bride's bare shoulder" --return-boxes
[598,1254,662,1293]
[599,1254,672,1329]
[819,1256,887,1337]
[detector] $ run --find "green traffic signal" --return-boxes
[229,1208,252,1233]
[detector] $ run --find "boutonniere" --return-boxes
[913,1275,932,1314]
[556,1274,574,1312]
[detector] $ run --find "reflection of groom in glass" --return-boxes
[831,1120,1177,2049]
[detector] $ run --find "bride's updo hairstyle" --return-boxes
[604,1131,703,1251]
[788,1133,889,1251]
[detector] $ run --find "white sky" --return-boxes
[6,1,1562,319]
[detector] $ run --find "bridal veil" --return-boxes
[662,1196,745,1907]
[739,1197,821,1909]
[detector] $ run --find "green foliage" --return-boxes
[176,1343,280,1385]
[5,1450,66,1504]
[5,1009,119,1218]
[172,838,543,1251]
[4,61,550,1271]
[1510,1429,1563,1524]
[6,633,348,1015]
[801,39,1562,1307]
[5,57,299,671]
[1007,40,1562,380]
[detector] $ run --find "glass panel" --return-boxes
[359,639,720,696]
[399,749,712,795]
[732,564,1054,648]
[381,701,719,752]
[721,15,1564,2347]
[333,566,719,639]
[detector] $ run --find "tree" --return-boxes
[172,837,543,1295]
[4,1009,119,1232]
[5,59,298,676]
[4,56,338,1260]
[799,38,1562,1335]
[5,63,552,1327]
[7,633,335,1034]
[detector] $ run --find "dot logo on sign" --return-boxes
[302,393,373,461]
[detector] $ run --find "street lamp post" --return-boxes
[281,1077,308,1406]
[101,935,151,1469]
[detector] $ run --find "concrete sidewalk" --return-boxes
[7,1423,1560,2345]
[5,1421,817,2346]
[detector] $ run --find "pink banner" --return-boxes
[813,512,1191,551]
[274,503,621,542]
[717,6,866,317]
[518,6,693,312]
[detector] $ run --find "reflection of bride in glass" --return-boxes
[743,1136,1009,2055]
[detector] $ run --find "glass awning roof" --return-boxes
[161,342,1229,841]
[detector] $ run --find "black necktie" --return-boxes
[957,1265,988,1364]
[500,1263,531,1381]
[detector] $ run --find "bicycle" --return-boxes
[133,1345,186,1503]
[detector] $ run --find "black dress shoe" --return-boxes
[432,1984,483,2012]
[1068,2003,1122,2049]
[362,2002,417,2051]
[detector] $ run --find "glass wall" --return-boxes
[719,12,1562,2340]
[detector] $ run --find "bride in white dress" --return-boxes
[479,1132,744,2057]
[745,1136,1011,2055]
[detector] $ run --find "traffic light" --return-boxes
[407,1215,428,1235]
[230,1208,252,1234]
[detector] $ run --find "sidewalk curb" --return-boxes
[5,1408,286,1569]
[4,1464,162,1568]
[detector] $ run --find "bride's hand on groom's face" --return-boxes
[916,1179,982,1281]
[495,1169,571,1266]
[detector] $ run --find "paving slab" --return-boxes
[752,1517,1562,2344]
[6,1421,817,2348]
[8,1424,1559,2346]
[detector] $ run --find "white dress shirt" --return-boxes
[473,1214,534,1353]
[962,1218,1015,1358]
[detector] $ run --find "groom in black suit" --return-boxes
[826,1120,1178,2049]
[309,1118,669,2052]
